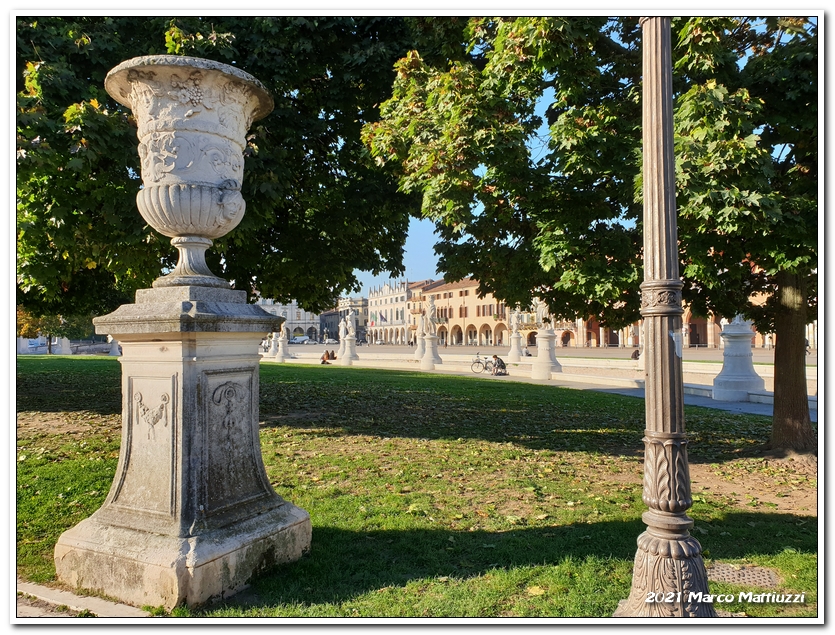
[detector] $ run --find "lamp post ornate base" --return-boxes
[614,525,714,617]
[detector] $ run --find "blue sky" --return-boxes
[353,216,441,295]
[352,82,556,296]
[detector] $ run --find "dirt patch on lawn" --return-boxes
[690,455,817,516]
[16,411,120,440]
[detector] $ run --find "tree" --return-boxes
[17,305,94,354]
[363,16,817,451]
[17,16,438,316]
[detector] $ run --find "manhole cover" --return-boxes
[707,562,780,588]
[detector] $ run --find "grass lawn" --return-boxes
[16,356,818,618]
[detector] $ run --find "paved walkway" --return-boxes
[417,359,812,420]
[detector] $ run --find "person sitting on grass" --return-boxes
[321,350,331,365]
[491,355,507,376]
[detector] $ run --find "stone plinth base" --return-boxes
[508,332,523,362]
[276,337,290,362]
[414,336,426,360]
[55,337,73,355]
[343,335,359,361]
[713,320,764,402]
[56,285,310,609]
[55,502,310,610]
[713,380,763,402]
[531,328,560,380]
[420,335,442,370]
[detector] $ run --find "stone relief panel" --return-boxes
[111,375,178,516]
[201,368,270,515]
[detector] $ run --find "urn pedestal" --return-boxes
[56,288,311,609]
[54,56,311,609]
[531,328,561,380]
[713,318,764,401]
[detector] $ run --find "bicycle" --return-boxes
[471,352,494,374]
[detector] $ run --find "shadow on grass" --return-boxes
[204,511,816,614]
[16,356,121,416]
[257,366,778,464]
[17,359,778,464]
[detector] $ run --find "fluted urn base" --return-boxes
[153,236,230,289]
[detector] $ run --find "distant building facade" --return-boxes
[319,309,341,342]
[338,296,369,343]
[254,298,321,341]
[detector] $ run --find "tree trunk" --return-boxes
[771,270,817,452]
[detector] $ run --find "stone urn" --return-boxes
[54,56,311,610]
[104,55,274,288]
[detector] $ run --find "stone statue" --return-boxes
[338,317,347,341]
[533,299,550,326]
[510,309,520,334]
[346,309,356,336]
[426,297,438,336]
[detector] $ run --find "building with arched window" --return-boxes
[254,298,321,341]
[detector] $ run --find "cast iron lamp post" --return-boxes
[614,17,716,617]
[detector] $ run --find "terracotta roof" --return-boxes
[422,277,475,293]
[408,279,436,289]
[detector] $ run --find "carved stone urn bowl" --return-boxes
[105,55,273,288]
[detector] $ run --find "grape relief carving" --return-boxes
[169,71,209,109]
